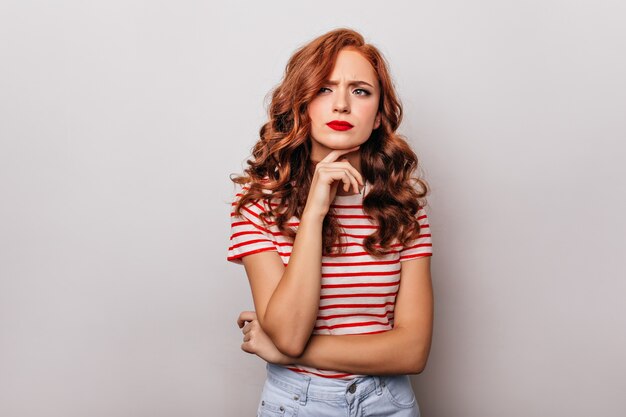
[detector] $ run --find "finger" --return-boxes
[319,161,364,187]
[242,320,257,335]
[320,168,360,194]
[337,169,358,194]
[320,146,360,164]
[338,159,364,185]
[341,170,356,193]
[341,164,360,193]
[337,160,364,187]
[339,163,363,193]
[241,342,253,354]
[237,311,256,328]
[237,310,256,328]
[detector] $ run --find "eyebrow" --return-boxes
[325,80,375,88]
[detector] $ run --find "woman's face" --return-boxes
[307,48,381,161]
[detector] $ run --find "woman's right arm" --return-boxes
[242,146,363,357]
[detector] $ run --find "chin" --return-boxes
[321,137,369,147]
[325,143,364,152]
[310,132,369,153]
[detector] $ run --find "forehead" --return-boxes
[327,49,378,84]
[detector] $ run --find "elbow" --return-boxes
[276,340,306,358]
[261,310,315,358]
[406,357,428,375]
[264,325,309,357]
[404,343,430,375]
[273,335,307,357]
[261,312,316,357]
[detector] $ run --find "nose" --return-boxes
[333,89,350,113]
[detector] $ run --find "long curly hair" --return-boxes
[231,28,429,257]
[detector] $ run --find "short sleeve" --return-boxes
[399,207,433,261]
[227,187,278,265]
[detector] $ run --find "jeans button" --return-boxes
[348,382,357,394]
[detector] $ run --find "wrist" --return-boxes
[278,353,298,366]
[301,209,326,223]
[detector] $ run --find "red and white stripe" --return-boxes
[227,185,433,379]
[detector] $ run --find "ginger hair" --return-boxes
[231,28,429,257]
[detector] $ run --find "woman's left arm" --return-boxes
[239,256,433,375]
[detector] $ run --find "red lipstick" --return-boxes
[327,120,354,131]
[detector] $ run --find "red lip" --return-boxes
[327,120,354,131]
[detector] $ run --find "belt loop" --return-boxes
[297,375,311,405]
[374,376,383,395]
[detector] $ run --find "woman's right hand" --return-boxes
[304,146,364,219]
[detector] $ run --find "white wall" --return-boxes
[1,1,624,416]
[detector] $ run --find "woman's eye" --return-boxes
[317,87,370,95]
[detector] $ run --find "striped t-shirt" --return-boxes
[227,183,433,379]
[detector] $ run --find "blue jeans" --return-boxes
[257,364,420,417]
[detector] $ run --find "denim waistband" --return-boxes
[266,363,384,405]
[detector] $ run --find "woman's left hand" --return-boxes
[237,311,294,365]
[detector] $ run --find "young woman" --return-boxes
[227,28,433,417]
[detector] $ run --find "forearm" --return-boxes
[263,211,324,356]
[286,327,431,375]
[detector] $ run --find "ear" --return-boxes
[374,112,381,129]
